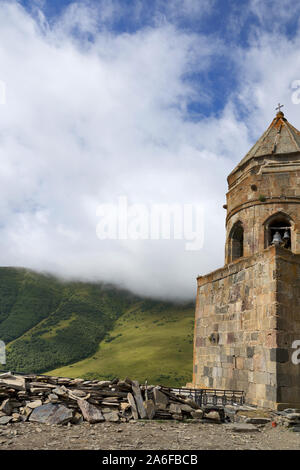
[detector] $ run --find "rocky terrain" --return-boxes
[1,372,300,451]
[0,372,205,425]
[1,419,300,450]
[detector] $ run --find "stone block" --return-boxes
[77,400,104,423]
[29,404,73,425]
[270,348,289,363]
[226,423,259,432]
[194,245,300,410]
[169,403,182,415]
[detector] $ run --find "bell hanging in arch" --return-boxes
[272,231,283,246]
[283,230,290,241]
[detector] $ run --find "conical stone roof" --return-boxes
[230,111,300,176]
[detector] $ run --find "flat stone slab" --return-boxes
[224,406,237,416]
[245,417,271,425]
[97,381,112,387]
[191,409,204,419]
[0,374,26,391]
[283,409,300,414]
[169,403,182,414]
[285,413,300,421]
[29,403,73,425]
[204,410,222,421]
[127,393,139,420]
[226,423,259,432]
[0,416,13,425]
[27,400,43,409]
[144,399,156,420]
[48,394,59,403]
[180,404,193,413]
[153,388,169,409]
[131,380,147,419]
[77,400,104,423]
[52,386,68,397]
[103,411,119,422]
[0,399,14,415]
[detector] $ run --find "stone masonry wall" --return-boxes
[193,245,300,409]
[225,155,300,263]
[226,201,300,262]
[193,247,277,408]
[275,250,300,409]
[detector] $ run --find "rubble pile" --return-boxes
[224,406,300,431]
[0,372,203,426]
[275,409,300,431]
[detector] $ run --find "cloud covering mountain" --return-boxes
[0,0,300,299]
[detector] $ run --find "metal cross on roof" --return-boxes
[276,103,284,112]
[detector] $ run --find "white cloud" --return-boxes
[250,0,300,28]
[157,0,215,21]
[234,32,300,135]
[0,1,300,300]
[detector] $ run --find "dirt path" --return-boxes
[0,420,300,450]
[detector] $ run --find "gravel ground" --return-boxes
[0,420,300,450]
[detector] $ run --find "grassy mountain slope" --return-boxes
[49,301,194,386]
[0,267,195,386]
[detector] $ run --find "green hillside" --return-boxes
[0,267,195,386]
[49,301,194,386]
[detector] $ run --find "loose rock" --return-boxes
[29,404,73,425]
[77,400,104,423]
[226,423,260,432]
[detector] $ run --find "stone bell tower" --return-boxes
[193,107,300,409]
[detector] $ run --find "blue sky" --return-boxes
[19,0,299,38]
[0,0,300,299]
[19,0,240,117]
[16,0,300,122]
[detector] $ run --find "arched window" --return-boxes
[264,213,292,250]
[229,221,244,261]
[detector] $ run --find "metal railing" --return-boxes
[161,386,245,407]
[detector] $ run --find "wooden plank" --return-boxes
[131,380,147,419]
